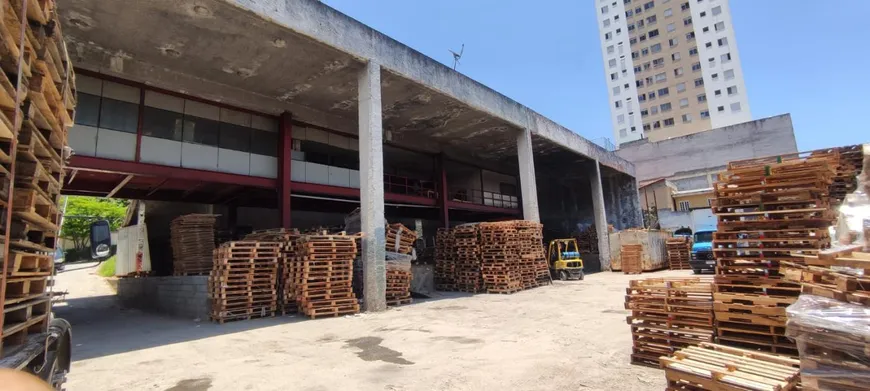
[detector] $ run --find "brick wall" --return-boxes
[117,276,210,320]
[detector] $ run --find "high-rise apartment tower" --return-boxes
[596,0,750,146]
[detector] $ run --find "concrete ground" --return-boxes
[52,263,693,391]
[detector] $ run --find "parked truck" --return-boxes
[689,229,716,274]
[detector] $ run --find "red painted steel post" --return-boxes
[278,112,293,228]
[438,154,449,228]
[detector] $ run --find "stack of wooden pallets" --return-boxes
[434,228,456,291]
[622,244,644,274]
[478,222,523,294]
[385,223,416,255]
[295,234,360,318]
[782,247,870,390]
[452,224,481,293]
[515,220,546,289]
[660,343,800,391]
[244,229,301,314]
[170,214,218,275]
[385,268,412,306]
[666,237,692,270]
[576,225,598,253]
[830,144,864,208]
[209,241,280,323]
[1,0,76,356]
[711,153,836,356]
[625,277,715,367]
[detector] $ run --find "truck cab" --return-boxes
[690,230,716,274]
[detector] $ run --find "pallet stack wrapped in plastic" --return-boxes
[1,0,76,356]
[625,277,715,367]
[711,153,837,356]
[478,222,523,294]
[452,224,481,293]
[434,228,456,291]
[295,234,360,318]
[209,241,280,323]
[170,214,218,275]
[781,243,870,390]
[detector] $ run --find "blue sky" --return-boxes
[325,0,867,151]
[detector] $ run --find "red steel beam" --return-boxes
[68,156,276,189]
[278,112,292,228]
[292,182,438,206]
[446,200,521,215]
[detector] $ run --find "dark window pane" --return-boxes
[99,97,138,133]
[250,129,278,157]
[182,116,219,146]
[500,183,517,196]
[76,93,100,127]
[331,150,359,170]
[142,107,182,141]
[219,123,251,152]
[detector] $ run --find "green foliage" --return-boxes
[60,196,127,251]
[97,255,116,277]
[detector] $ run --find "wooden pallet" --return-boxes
[622,244,644,274]
[660,343,800,391]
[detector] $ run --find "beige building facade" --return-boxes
[597,0,751,146]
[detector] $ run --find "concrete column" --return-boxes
[516,128,540,222]
[590,161,612,270]
[437,154,449,228]
[358,61,386,312]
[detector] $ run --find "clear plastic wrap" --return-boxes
[785,295,870,390]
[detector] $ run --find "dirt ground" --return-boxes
[52,263,692,391]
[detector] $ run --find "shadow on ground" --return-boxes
[55,295,308,362]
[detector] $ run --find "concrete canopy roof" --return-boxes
[59,0,633,176]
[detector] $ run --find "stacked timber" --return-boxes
[576,225,598,253]
[453,224,481,293]
[434,228,456,291]
[385,223,416,255]
[783,247,870,390]
[711,153,836,356]
[295,234,359,318]
[1,0,76,357]
[660,343,800,391]
[170,214,218,275]
[666,237,692,270]
[625,277,715,367]
[244,229,301,314]
[209,241,280,323]
[478,222,523,294]
[621,244,643,274]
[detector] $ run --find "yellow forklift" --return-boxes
[547,239,585,281]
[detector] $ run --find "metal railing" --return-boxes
[384,174,437,199]
[447,188,519,209]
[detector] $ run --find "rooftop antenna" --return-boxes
[449,44,464,70]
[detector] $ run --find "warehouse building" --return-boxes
[57,0,642,310]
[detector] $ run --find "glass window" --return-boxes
[219,122,251,152]
[99,98,138,133]
[183,116,220,146]
[76,93,101,127]
[142,107,183,141]
[250,129,278,157]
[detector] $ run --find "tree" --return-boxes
[60,196,127,251]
